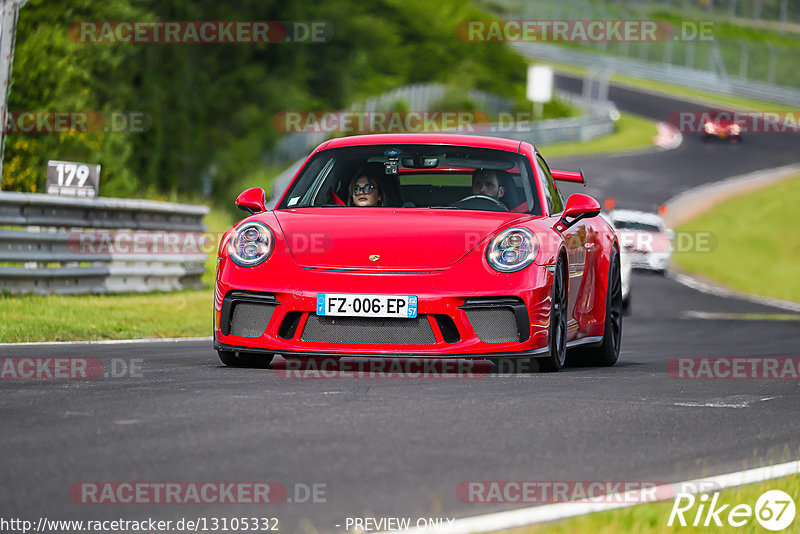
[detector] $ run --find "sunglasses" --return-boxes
[353,185,375,194]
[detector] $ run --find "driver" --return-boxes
[471,169,505,200]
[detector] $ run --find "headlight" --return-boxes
[486,228,538,272]
[227,221,274,267]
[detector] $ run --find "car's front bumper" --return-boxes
[213,251,569,357]
[213,288,554,358]
[629,251,670,272]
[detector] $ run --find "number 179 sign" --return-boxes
[46,160,100,198]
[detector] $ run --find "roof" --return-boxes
[316,134,525,153]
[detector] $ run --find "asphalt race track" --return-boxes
[2,81,800,532]
[551,74,800,207]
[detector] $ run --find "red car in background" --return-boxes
[213,134,622,372]
[702,109,742,142]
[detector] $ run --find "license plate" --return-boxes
[316,293,417,318]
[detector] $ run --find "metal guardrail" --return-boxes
[514,42,800,108]
[494,0,800,91]
[0,191,209,295]
[456,113,614,144]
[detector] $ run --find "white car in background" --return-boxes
[601,213,632,313]
[608,209,673,274]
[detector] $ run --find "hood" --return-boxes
[272,208,533,269]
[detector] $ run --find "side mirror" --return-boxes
[235,187,267,214]
[556,193,601,230]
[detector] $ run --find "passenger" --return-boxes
[471,169,505,200]
[348,173,385,207]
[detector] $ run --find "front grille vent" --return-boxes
[230,303,276,337]
[464,308,519,343]
[301,315,436,345]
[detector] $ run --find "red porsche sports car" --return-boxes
[213,134,622,372]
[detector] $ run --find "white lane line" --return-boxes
[1,336,212,347]
[114,419,143,425]
[382,460,800,534]
[673,395,778,409]
[669,273,800,313]
[682,311,800,321]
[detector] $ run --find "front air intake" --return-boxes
[230,302,276,338]
[220,291,279,337]
[459,297,530,343]
[464,307,519,343]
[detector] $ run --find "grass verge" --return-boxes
[672,174,800,304]
[538,112,657,159]
[506,473,800,534]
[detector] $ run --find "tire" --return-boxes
[536,257,568,372]
[579,249,623,367]
[217,350,274,368]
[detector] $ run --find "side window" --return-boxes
[535,154,564,214]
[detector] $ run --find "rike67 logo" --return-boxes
[668,489,795,531]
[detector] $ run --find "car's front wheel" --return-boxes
[217,350,274,368]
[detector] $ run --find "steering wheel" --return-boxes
[450,194,509,212]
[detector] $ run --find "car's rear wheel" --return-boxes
[576,249,622,367]
[217,350,274,368]
[537,257,567,372]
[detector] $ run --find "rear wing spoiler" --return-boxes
[551,169,585,184]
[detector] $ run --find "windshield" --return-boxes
[277,144,541,215]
